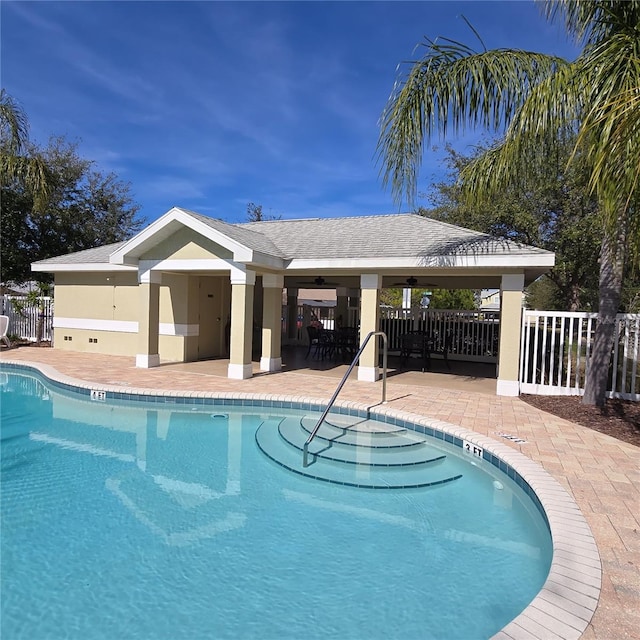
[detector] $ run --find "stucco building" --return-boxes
[32,208,554,395]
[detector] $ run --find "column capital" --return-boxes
[139,269,162,285]
[262,273,284,288]
[500,273,525,291]
[360,274,382,290]
[230,266,256,286]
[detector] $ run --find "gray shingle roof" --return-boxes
[33,241,127,265]
[241,213,551,259]
[32,211,552,267]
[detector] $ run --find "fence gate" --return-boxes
[519,310,639,400]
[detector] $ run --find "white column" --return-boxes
[136,269,162,368]
[496,273,525,396]
[227,267,256,380]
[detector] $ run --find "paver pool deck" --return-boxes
[1,347,638,639]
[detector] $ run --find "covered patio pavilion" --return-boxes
[32,207,554,396]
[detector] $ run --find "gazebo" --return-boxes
[32,207,554,395]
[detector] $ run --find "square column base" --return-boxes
[136,354,160,368]
[228,363,253,380]
[496,379,520,396]
[357,366,379,382]
[260,357,282,372]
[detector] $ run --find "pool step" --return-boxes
[280,420,446,466]
[255,414,462,489]
[298,416,425,450]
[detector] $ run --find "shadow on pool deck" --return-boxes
[175,345,498,395]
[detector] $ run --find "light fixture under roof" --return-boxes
[390,276,436,288]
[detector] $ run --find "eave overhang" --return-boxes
[31,263,137,273]
[284,253,555,271]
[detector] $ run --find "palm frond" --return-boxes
[0,88,29,154]
[575,26,640,245]
[377,40,568,204]
[541,0,640,46]
[0,152,53,211]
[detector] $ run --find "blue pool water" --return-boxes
[1,369,552,640]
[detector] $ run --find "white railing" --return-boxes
[0,295,54,343]
[520,310,639,400]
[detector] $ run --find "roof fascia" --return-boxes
[31,263,137,273]
[285,254,555,270]
[247,250,285,270]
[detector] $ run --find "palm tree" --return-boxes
[0,89,51,210]
[377,0,640,406]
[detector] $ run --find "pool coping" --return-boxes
[1,359,602,640]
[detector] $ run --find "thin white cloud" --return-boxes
[3,0,581,228]
[3,2,66,35]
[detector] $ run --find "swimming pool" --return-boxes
[0,365,579,639]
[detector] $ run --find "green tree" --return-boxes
[429,289,477,310]
[378,1,640,406]
[380,287,423,308]
[1,136,144,284]
[422,142,609,311]
[525,275,565,310]
[380,286,476,310]
[379,288,405,308]
[0,89,52,210]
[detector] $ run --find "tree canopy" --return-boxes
[421,142,638,312]
[380,285,477,311]
[377,0,640,405]
[1,134,144,285]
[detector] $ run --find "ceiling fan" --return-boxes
[298,276,340,287]
[390,276,435,288]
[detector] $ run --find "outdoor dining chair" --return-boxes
[305,325,321,358]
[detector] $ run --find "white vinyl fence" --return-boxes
[520,310,639,400]
[1,296,54,343]
[4,293,637,400]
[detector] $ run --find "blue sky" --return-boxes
[2,1,579,225]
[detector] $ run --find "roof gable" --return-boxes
[109,207,285,267]
[139,226,234,261]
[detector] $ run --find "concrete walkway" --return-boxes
[2,347,638,639]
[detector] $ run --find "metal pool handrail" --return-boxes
[302,331,388,468]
